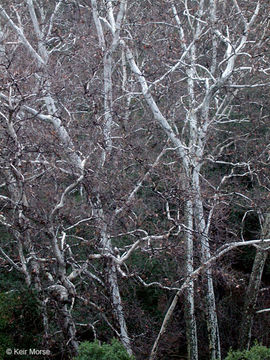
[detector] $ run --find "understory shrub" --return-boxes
[224,342,270,360]
[74,338,135,360]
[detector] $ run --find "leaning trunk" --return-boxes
[107,259,133,355]
[238,248,268,350]
[238,212,269,350]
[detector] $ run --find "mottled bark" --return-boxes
[184,200,198,360]
[95,204,133,355]
[193,169,221,360]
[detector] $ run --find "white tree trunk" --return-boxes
[94,203,133,355]
[90,1,132,354]
[184,199,198,360]
[192,168,221,360]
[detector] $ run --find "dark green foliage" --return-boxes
[0,290,43,359]
[224,343,270,360]
[74,338,135,360]
[0,271,25,293]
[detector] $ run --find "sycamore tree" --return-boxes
[118,0,270,359]
[0,1,270,360]
[0,0,176,357]
[0,0,143,355]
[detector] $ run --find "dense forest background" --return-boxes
[0,0,269,359]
